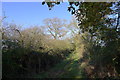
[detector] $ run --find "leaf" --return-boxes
[42,2,45,5]
[74,2,79,6]
[71,10,75,15]
[69,2,73,6]
[68,7,71,12]
[56,2,60,5]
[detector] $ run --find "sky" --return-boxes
[2,2,72,29]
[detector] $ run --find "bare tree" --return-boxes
[67,16,81,36]
[43,17,68,39]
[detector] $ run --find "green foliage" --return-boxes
[34,51,86,78]
[37,1,120,78]
[2,22,74,78]
[2,1,120,78]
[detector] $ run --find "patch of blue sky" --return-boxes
[2,2,72,29]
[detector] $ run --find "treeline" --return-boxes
[2,19,74,78]
[43,2,120,78]
[2,2,120,78]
